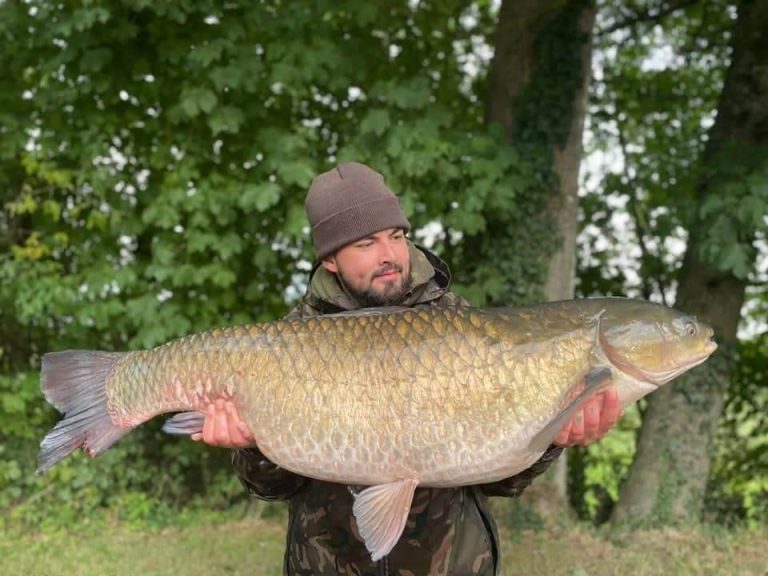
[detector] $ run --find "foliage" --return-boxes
[581,0,767,526]
[568,405,642,523]
[0,371,245,532]
[707,334,768,528]
[582,0,735,302]
[0,0,537,524]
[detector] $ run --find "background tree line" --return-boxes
[1,0,766,530]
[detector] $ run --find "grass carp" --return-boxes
[37,297,717,560]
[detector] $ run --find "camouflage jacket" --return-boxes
[233,243,563,575]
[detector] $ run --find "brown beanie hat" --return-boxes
[305,162,411,260]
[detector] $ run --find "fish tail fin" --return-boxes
[37,350,130,473]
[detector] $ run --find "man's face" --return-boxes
[321,228,411,307]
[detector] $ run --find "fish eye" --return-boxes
[684,320,697,336]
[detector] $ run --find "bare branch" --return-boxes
[596,0,702,37]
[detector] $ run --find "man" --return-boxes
[196,162,622,575]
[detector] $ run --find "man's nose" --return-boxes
[378,239,397,262]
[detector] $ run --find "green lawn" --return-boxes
[2,517,765,576]
[0,518,286,576]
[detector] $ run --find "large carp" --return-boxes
[38,297,716,560]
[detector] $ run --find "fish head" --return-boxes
[597,300,718,386]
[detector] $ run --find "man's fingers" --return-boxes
[582,397,601,441]
[237,421,256,445]
[552,388,624,447]
[554,419,573,446]
[600,388,623,431]
[202,403,216,444]
[213,399,231,445]
[226,401,254,446]
[194,399,256,448]
[570,409,585,440]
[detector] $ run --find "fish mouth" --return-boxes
[600,329,718,386]
[634,337,718,385]
[641,352,712,385]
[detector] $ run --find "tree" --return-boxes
[612,0,768,524]
[0,0,539,521]
[481,0,596,501]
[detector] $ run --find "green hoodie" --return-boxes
[232,243,562,575]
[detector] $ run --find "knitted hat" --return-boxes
[306,162,411,260]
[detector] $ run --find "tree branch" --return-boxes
[596,0,702,37]
[613,117,669,305]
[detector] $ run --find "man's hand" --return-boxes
[191,399,258,448]
[553,387,623,447]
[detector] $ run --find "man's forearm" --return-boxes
[232,448,308,501]
[479,445,564,498]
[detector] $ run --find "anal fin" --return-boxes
[352,478,419,561]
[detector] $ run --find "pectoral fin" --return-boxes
[351,478,419,561]
[529,367,613,452]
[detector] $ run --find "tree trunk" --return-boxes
[611,0,768,525]
[486,0,596,503]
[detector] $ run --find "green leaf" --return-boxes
[360,109,390,136]
[276,160,315,187]
[698,195,723,219]
[187,231,217,254]
[717,243,751,279]
[384,77,431,109]
[747,171,768,199]
[209,65,245,91]
[239,182,281,212]
[179,87,218,117]
[80,48,113,72]
[86,210,108,231]
[284,203,307,238]
[42,200,62,222]
[8,193,37,215]
[208,105,245,135]
[737,195,768,230]
[189,42,226,67]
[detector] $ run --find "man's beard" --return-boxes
[338,265,412,307]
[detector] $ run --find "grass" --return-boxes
[0,516,287,576]
[2,514,766,576]
[498,525,767,576]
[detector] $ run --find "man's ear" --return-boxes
[321,257,338,274]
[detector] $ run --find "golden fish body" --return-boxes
[38,297,717,560]
[89,298,712,486]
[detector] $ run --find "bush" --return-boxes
[1,372,249,532]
